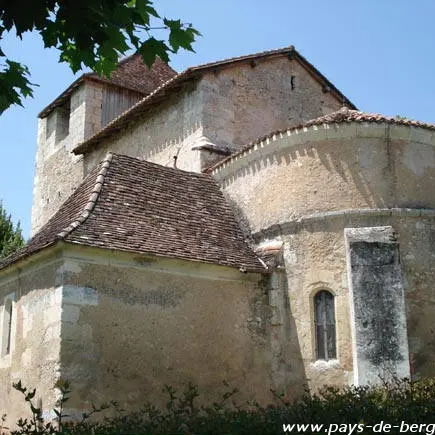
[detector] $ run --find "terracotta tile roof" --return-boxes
[0,154,266,273]
[73,45,357,155]
[87,55,176,95]
[207,107,435,173]
[39,56,176,118]
[302,107,435,130]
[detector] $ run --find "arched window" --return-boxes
[2,298,13,357]
[314,290,336,360]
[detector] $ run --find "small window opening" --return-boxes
[56,99,70,143]
[314,290,336,360]
[291,76,296,90]
[2,299,13,357]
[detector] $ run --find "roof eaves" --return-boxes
[62,241,267,273]
[38,73,149,119]
[0,153,113,272]
[0,240,58,272]
[187,45,296,72]
[84,75,147,96]
[38,74,88,118]
[293,51,357,110]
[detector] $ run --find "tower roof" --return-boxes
[0,154,266,273]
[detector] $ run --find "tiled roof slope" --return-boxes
[39,56,176,118]
[0,162,103,270]
[87,55,176,95]
[303,107,435,130]
[208,107,435,172]
[0,154,265,273]
[73,45,357,154]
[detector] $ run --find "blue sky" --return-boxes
[0,0,434,239]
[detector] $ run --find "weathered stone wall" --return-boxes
[31,144,84,236]
[0,258,63,426]
[2,218,433,424]
[83,55,343,177]
[59,248,277,413]
[345,226,410,385]
[83,81,206,175]
[252,213,435,390]
[214,122,435,388]
[32,82,90,235]
[214,123,435,234]
[33,54,344,235]
[200,56,342,151]
[31,80,121,236]
[0,244,309,420]
[277,221,354,390]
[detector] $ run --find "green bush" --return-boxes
[4,377,435,435]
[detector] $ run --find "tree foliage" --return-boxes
[0,0,200,113]
[0,202,24,258]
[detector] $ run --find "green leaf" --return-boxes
[40,21,59,48]
[164,18,199,53]
[0,60,37,113]
[138,37,170,67]
[104,27,130,54]
[0,0,199,113]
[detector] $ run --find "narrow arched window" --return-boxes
[314,290,336,360]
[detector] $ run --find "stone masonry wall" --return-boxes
[214,123,435,234]
[0,260,63,426]
[33,54,345,235]
[200,56,342,152]
[345,226,410,385]
[84,81,104,140]
[32,81,107,236]
[83,55,343,176]
[276,214,434,390]
[32,83,88,235]
[31,145,84,236]
[83,81,206,175]
[213,122,435,389]
[59,252,274,413]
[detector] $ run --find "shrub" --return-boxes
[3,377,435,435]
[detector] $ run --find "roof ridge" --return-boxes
[83,53,140,80]
[185,45,295,71]
[206,107,435,173]
[57,153,113,239]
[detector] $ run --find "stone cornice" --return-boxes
[252,208,435,241]
[212,121,435,184]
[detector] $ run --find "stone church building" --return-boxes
[0,46,434,419]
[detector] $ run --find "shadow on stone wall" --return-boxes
[223,136,435,215]
[268,271,308,399]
